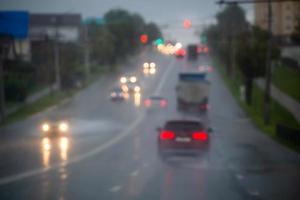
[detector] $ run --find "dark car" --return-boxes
[157,119,209,157]
[110,87,126,101]
[144,96,168,109]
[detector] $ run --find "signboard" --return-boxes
[0,11,29,39]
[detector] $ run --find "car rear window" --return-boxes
[164,121,203,131]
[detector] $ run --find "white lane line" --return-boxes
[0,55,176,186]
[153,58,175,95]
[130,170,139,177]
[109,185,122,192]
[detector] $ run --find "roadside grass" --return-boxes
[2,66,106,126]
[272,65,300,102]
[215,60,300,153]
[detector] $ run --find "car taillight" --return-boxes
[160,131,175,140]
[160,100,167,107]
[144,99,151,107]
[192,132,208,141]
[207,66,213,72]
[200,104,209,110]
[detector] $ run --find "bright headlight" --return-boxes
[143,62,149,68]
[120,77,127,84]
[59,122,69,132]
[130,76,137,83]
[42,123,50,132]
[150,62,156,68]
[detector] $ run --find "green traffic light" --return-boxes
[155,38,164,45]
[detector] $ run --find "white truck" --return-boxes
[176,73,210,113]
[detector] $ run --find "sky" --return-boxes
[0,0,254,45]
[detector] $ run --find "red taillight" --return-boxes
[160,130,175,140]
[197,47,202,53]
[200,104,209,110]
[203,47,209,53]
[144,99,151,107]
[160,100,167,107]
[192,132,208,141]
[207,66,213,72]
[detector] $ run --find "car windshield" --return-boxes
[1,0,300,200]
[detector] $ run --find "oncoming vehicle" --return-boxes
[120,75,141,93]
[157,119,209,157]
[143,62,156,75]
[40,116,70,137]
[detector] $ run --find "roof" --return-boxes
[30,13,82,27]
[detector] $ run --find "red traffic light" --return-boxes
[183,19,191,29]
[140,34,148,44]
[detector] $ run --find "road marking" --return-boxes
[154,58,175,95]
[248,189,260,197]
[236,174,244,180]
[109,185,122,192]
[0,55,175,186]
[130,170,139,177]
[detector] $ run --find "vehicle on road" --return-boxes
[110,86,127,101]
[120,75,141,93]
[187,44,198,61]
[144,96,168,109]
[175,48,186,58]
[40,116,70,137]
[143,62,156,75]
[176,72,210,113]
[157,119,209,158]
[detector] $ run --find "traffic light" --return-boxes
[183,19,191,29]
[155,38,164,45]
[140,34,148,44]
[201,35,207,44]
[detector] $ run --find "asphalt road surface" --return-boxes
[0,48,299,200]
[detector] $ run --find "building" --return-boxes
[255,1,300,38]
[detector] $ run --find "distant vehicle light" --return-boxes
[175,42,182,49]
[59,122,69,132]
[120,77,127,84]
[134,86,141,93]
[143,62,149,68]
[144,99,151,107]
[42,123,50,132]
[149,68,156,74]
[121,85,129,93]
[130,76,137,83]
[150,62,156,68]
[42,137,51,151]
[110,92,117,98]
[59,137,69,151]
[160,130,175,140]
[192,132,208,141]
[160,99,167,107]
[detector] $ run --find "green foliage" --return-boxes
[273,65,300,102]
[4,59,35,102]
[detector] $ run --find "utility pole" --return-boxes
[264,0,272,124]
[0,47,5,123]
[54,17,61,90]
[84,24,90,79]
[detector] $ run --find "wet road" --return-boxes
[0,49,300,200]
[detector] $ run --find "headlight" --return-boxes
[59,122,69,132]
[150,62,156,68]
[143,62,149,68]
[130,76,137,83]
[121,85,129,93]
[150,68,156,74]
[120,77,127,84]
[42,123,50,132]
[134,86,141,93]
[111,92,117,97]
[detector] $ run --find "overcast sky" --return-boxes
[0,0,253,45]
